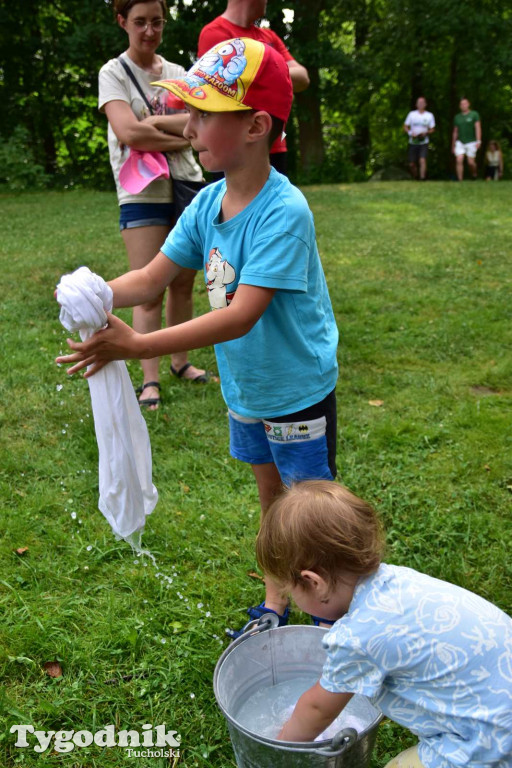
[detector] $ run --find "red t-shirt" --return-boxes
[198,16,294,153]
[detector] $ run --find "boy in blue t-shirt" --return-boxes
[56,38,339,636]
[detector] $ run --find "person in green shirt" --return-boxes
[452,98,481,180]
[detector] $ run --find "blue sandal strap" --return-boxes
[247,602,289,625]
[225,602,290,641]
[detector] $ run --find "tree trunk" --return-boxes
[292,0,325,173]
[351,2,371,172]
[295,67,325,172]
[448,50,458,175]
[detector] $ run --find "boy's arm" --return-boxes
[56,282,275,377]
[278,682,353,742]
[109,251,181,308]
[55,252,180,372]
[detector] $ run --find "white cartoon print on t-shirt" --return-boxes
[206,247,236,309]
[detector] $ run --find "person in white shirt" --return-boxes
[98,0,211,409]
[484,140,503,181]
[403,97,436,180]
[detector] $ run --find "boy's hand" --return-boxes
[55,312,142,378]
[277,682,352,742]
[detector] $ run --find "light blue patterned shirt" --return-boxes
[320,563,512,767]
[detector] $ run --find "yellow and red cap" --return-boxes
[153,37,292,123]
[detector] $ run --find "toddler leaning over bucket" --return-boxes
[256,480,512,768]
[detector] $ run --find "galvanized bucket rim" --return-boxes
[213,619,383,756]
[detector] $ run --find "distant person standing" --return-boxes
[484,140,503,181]
[452,98,481,180]
[403,97,435,180]
[198,0,309,177]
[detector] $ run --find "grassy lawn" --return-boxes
[0,181,511,767]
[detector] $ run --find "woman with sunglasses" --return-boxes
[99,0,209,410]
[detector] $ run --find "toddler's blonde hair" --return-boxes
[256,480,384,587]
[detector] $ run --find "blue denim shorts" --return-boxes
[228,389,337,485]
[119,202,175,231]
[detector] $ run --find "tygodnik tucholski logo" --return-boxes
[10,723,181,757]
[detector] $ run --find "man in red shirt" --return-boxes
[198,0,309,176]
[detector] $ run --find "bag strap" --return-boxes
[117,55,154,114]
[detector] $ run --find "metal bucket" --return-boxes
[213,615,383,768]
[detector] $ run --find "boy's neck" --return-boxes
[221,159,272,221]
[331,572,361,618]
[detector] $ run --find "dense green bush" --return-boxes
[0,127,49,192]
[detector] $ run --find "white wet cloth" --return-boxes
[57,267,158,546]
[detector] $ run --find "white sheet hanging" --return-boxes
[56,266,158,546]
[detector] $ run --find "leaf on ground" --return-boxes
[14,547,29,556]
[471,386,499,396]
[368,399,384,407]
[248,571,264,581]
[43,661,63,678]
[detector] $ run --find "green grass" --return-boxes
[0,182,511,767]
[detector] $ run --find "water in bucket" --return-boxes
[235,675,369,742]
[215,624,383,767]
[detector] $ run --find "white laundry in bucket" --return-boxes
[235,676,366,742]
[56,266,158,547]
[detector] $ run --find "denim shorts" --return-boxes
[228,389,337,484]
[119,202,175,231]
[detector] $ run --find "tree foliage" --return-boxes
[1,0,511,188]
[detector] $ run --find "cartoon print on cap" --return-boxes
[196,39,247,88]
[189,38,249,102]
[171,75,207,102]
[206,248,236,309]
[169,39,249,106]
